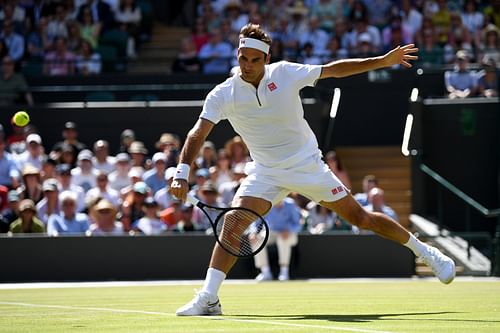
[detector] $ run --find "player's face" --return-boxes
[237,47,270,86]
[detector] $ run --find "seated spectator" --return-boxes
[195,141,217,170]
[143,152,167,195]
[119,166,143,199]
[108,153,131,191]
[9,199,45,233]
[354,174,378,206]
[20,164,43,204]
[191,17,209,52]
[66,20,83,53]
[298,42,322,65]
[483,0,500,28]
[364,187,399,222]
[15,133,44,171]
[416,28,444,67]
[128,141,148,168]
[2,190,20,228]
[192,181,225,231]
[218,162,246,206]
[324,151,351,190]
[71,149,98,192]
[305,201,335,234]
[47,190,90,236]
[254,197,302,281]
[311,0,342,33]
[198,28,233,75]
[477,56,498,98]
[77,1,114,33]
[120,181,148,231]
[118,128,135,154]
[400,0,423,39]
[41,156,58,182]
[1,20,24,62]
[43,37,76,76]
[155,132,181,154]
[132,197,165,235]
[47,4,69,40]
[172,37,202,73]
[27,17,53,58]
[461,0,484,40]
[36,178,60,225]
[443,11,473,64]
[479,24,500,64]
[87,199,125,235]
[78,5,101,49]
[86,172,120,207]
[224,135,250,167]
[52,121,87,165]
[298,16,330,58]
[76,40,102,75]
[115,0,142,59]
[214,149,232,189]
[346,17,382,55]
[0,56,34,106]
[92,140,114,174]
[0,134,20,188]
[159,198,182,230]
[224,1,248,33]
[154,167,176,209]
[444,50,477,99]
[55,163,86,212]
[0,184,8,214]
[173,203,198,233]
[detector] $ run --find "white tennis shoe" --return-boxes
[420,245,456,284]
[255,272,273,281]
[175,291,222,316]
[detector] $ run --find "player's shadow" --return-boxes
[231,311,500,324]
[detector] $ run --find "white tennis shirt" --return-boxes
[200,61,323,169]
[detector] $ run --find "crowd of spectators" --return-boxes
[0,0,146,76]
[172,0,500,74]
[0,119,398,237]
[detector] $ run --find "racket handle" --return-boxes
[186,193,200,206]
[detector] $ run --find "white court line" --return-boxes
[0,301,399,333]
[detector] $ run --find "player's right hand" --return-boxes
[169,179,189,202]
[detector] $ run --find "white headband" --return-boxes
[239,38,270,54]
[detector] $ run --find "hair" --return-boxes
[239,23,272,46]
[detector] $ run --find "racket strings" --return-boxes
[216,209,266,257]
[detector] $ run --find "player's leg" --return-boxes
[320,194,455,284]
[176,195,271,316]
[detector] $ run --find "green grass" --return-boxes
[1,279,499,333]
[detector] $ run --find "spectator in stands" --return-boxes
[92,140,114,174]
[1,20,25,62]
[55,163,86,212]
[54,143,76,167]
[115,0,142,59]
[432,0,452,45]
[118,128,135,154]
[71,149,98,192]
[87,199,125,235]
[189,167,209,198]
[483,0,500,28]
[254,197,302,281]
[0,56,34,106]
[286,1,309,41]
[299,16,330,58]
[66,20,83,53]
[52,121,87,164]
[143,152,167,195]
[214,149,232,188]
[354,174,378,206]
[9,199,45,233]
[172,37,202,73]
[47,190,90,236]
[298,42,322,65]
[479,24,500,64]
[445,50,477,99]
[218,162,245,206]
[195,141,217,170]
[192,181,224,230]
[443,11,473,64]
[159,197,182,230]
[400,0,423,39]
[128,141,148,168]
[220,18,239,48]
[78,6,101,49]
[461,0,484,44]
[0,183,8,214]
[382,14,413,52]
[15,133,44,171]
[364,0,393,29]
[155,132,181,154]
[324,151,351,190]
[0,2,26,32]
[77,0,114,33]
[36,178,60,224]
[224,135,250,167]
[347,17,382,55]
[120,180,148,231]
[20,164,43,203]
[86,171,120,207]
[191,17,209,53]
[154,166,176,209]
[364,187,399,223]
[0,190,20,231]
[43,37,76,76]
[76,39,102,75]
[132,197,165,235]
[305,201,335,234]
[108,153,131,191]
[199,28,233,74]
[173,203,197,233]
[40,156,57,182]
[477,56,498,98]
[27,17,53,58]
[416,27,444,67]
[119,165,143,198]
[0,134,20,188]
[310,0,341,33]
[47,4,69,39]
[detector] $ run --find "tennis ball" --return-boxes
[13,111,30,127]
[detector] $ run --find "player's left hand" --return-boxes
[384,44,418,68]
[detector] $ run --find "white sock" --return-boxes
[200,268,226,296]
[279,266,289,276]
[261,265,271,275]
[404,233,428,257]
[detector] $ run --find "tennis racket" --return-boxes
[186,193,269,258]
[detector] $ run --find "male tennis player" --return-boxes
[171,23,455,316]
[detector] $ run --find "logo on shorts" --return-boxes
[331,186,344,195]
[267,82,277,92]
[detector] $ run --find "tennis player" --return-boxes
[171,23,455,316]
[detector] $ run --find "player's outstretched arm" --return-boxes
[169,118,215,201]
[319,44,418,80]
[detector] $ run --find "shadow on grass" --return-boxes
[229,312,500,324]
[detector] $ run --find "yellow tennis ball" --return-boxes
[13,111,30,127]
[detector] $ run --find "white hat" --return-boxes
[165,167,176,180]
[128,166,144,179]
[26,133,42,144]
[358,32,372,44]
[152,152,166,164]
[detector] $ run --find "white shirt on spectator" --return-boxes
[86,186,120,207]
[71,167,98,192]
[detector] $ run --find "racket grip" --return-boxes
[186,193,200,206]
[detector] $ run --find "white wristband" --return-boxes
[174,163,190,180]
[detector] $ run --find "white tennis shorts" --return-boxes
[235,154,348,205]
